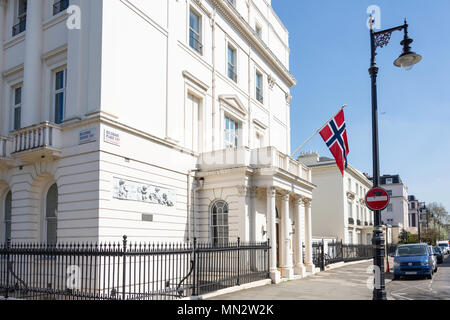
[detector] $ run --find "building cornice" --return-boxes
[209,0,296,87]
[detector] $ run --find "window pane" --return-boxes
[55,93,64,124]
[14,107,21,131]
[55,71,65,90]
[15,87,22,105]
[46,218,57,244]
[190,11,199,32]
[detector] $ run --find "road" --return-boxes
[208,255,450,300]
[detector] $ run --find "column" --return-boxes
[294,197,306,277]
[22,0,43,127]
[304,198,315,273]
[0,0,6,135]
[281,192,293,279]
[249,187,257,271]
[65,0,85,122]
[266,187,280,283]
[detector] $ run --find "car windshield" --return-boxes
[439,244,448,248]
[396,246,427,257]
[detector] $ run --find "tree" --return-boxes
[399,229,409,244]
[408,233,419,244]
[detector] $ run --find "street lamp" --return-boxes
[368,17,421,300]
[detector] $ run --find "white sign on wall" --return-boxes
[79,128,96,145]
[112,177,176,207]
[104,128,121,146]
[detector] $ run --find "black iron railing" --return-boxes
[312,240,393,271]
[0,237,270,300]
[53,0,69,15]
[12,19,26,37]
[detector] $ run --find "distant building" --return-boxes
[369,175,410,232]
[408,195,420,234]
[299,152,374,245]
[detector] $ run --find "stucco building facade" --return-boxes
[0,0,315,283]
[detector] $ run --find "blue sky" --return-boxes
[272,0,450,210]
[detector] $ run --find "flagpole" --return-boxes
[291,105,347,158]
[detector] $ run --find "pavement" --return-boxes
[208,255,450,300]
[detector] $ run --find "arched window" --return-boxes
[211,201,229,247]
[45,184,58,244]
[3,191,12,243]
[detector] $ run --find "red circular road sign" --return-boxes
[365,187,390,211]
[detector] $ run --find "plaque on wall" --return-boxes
[113,177,175,207]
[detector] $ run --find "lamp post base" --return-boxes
[372,226,387,300]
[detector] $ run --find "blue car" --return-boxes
[391,244,435,280]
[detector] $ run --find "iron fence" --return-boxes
[312,240,396,271]
[0,237,270,300]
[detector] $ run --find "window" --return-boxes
[411,213,416,227]
[54,69,67,124]
[255,23,262,38]
[348,178,351,191]
[386,204,393,212]
[224,116,239,148]
[12,0,27,36]
[387,190,392,197]
[348,231,353,244]
[227,45,237,82]
[255,132,264,149]
[13,87,22,131]
[186,94,203,153]
[348,202,353,218]
[3,191,12,243]
[386,178,393,184]
[411,202,416,209]
[53,0,69,16]
[189,9,202,54]
[211,201,229,247]
[256,71,263,103]
[45,184,58,244]
[227,0,235,6]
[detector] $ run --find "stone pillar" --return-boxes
[267,187,280,283]
[65,0,85,122]
[0,0,6,135]
[304,198,315,273]
[294,197,306,277]
[22,0,43,127]
[281,192,293,279]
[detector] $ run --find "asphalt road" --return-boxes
[209,255,450,300]
[387,254,450,300]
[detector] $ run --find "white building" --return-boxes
[299,152,374,245]
[378,175,410,232]
[407,195,419,234]
[0,0,316,283]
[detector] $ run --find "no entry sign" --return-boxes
[365,187,390,211]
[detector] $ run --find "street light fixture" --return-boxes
[368,17,421,301]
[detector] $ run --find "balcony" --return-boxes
[0,136,14,169]
[198,146,311,181]
[11,122,62,163]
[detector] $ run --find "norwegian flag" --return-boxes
[319,109,350,176]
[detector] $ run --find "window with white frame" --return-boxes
[12,0,27,36]
[186,93,203,153]
[189,8,202,54]
[256,71,263,103]
[224,116,239,148]
[54,69,67,124]
[386,178,393,184]
[255,23,262,38]
[227,45,237,82]
[348,202,353,218]
[386,203,393,212]
[45,184,58,244]
[3,191,12,243]
[13,86,22,131]
[211,200,229,247]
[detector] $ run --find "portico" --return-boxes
[196,146,316,284]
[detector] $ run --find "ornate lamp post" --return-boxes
[368,17,421,300]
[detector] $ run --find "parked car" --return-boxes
[391,244,434,280]
[433,246,444,264]
[437,241,449,255]
[428,246,438,273]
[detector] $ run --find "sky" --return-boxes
[272,0,450,211]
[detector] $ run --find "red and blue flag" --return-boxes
[319,109,350,176]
